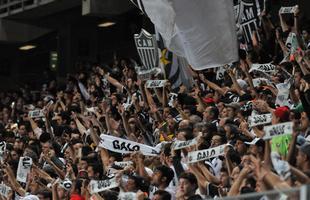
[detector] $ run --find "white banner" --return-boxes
[0,184,11,198]
[114,161,133,168]
[187,144,226,164]
[279,6,297,14]
[99,134,160,156]
[285,32,298,55]
[146,80,167,88]
[252,78,273,88]
[216,66,226,80]
[16,156,32,183]
[275,79,291,107]
[119,192,137,200]
[171,138,197,150]
[0,141,6,162]
[28,110,44,118]
[249,63,276,74]
[248,113,272,127]
[89,178,118,194]
[263,122,293,140]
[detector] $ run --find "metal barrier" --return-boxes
[208,185,309,200]
[0,0,55,17]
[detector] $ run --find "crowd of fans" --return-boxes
[0,2,310,200]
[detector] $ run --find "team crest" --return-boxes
[134,29,159,71]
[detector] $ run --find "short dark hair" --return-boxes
[179,172,198,188]
[155,165,174,186]
[208,106,219,119]
[154,190,171,200]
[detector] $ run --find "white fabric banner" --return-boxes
[0,184,11,198]
[114,161,133,168]
[263,122,293,140]
[285,33,298,55]
[118,192,137,200]
[187,144,226,164]
[89,178,118,194]
[171,138,197,150]
[252,78,273,88]
[146,80,167,88]
[28,110,44,118]
[275,79,292,107]
[131,0,238,70]
[16,156,33,183]
[99,134,160,156]
[248,113,272,127]
[216,66,226,80]
[271,152,291,180]
[279,6,297,14]
[0,141,6,162]
[249,63,276,74]
[78,81,90,100]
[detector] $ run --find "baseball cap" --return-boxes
[274,106,290,122]
[203,97,215,104]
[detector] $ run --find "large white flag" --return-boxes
[131,0,239,70]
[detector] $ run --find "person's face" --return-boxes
[300,112,309,132]
[294,72,302,88]
[178,178,196,197]
[128,118,136,130]
[125,178,137,192]
[14,139,24,150]
[235,140,247,155]
[42,142,51,154]
[69,121,77,130]
[163,108,170,118]
[224,125,232,139]
[226,107,235,119]
[219,171,229,187]
[152,194,163,200]
[54,116,63,125]
[87,166,95,178]
[211,135,222,147]
[302,30,309,41]
[111,95,118,106]
[203,107,213,121]
[183,109,191,118]
[78,160,88,171]
[151,170,163,186]
[296,150,308,168]
[10,150,19,161]
[18,125,27,135]
[217,102,225,112]
[127,78,133,89]
[249,145,259,156]
[179,120,189,130]
[221,108,228,118]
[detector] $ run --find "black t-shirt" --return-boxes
[205,182,219,198]
[187,194,203,200]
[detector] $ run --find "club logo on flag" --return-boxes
[134,29,159,72]
[235,0,260,46]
